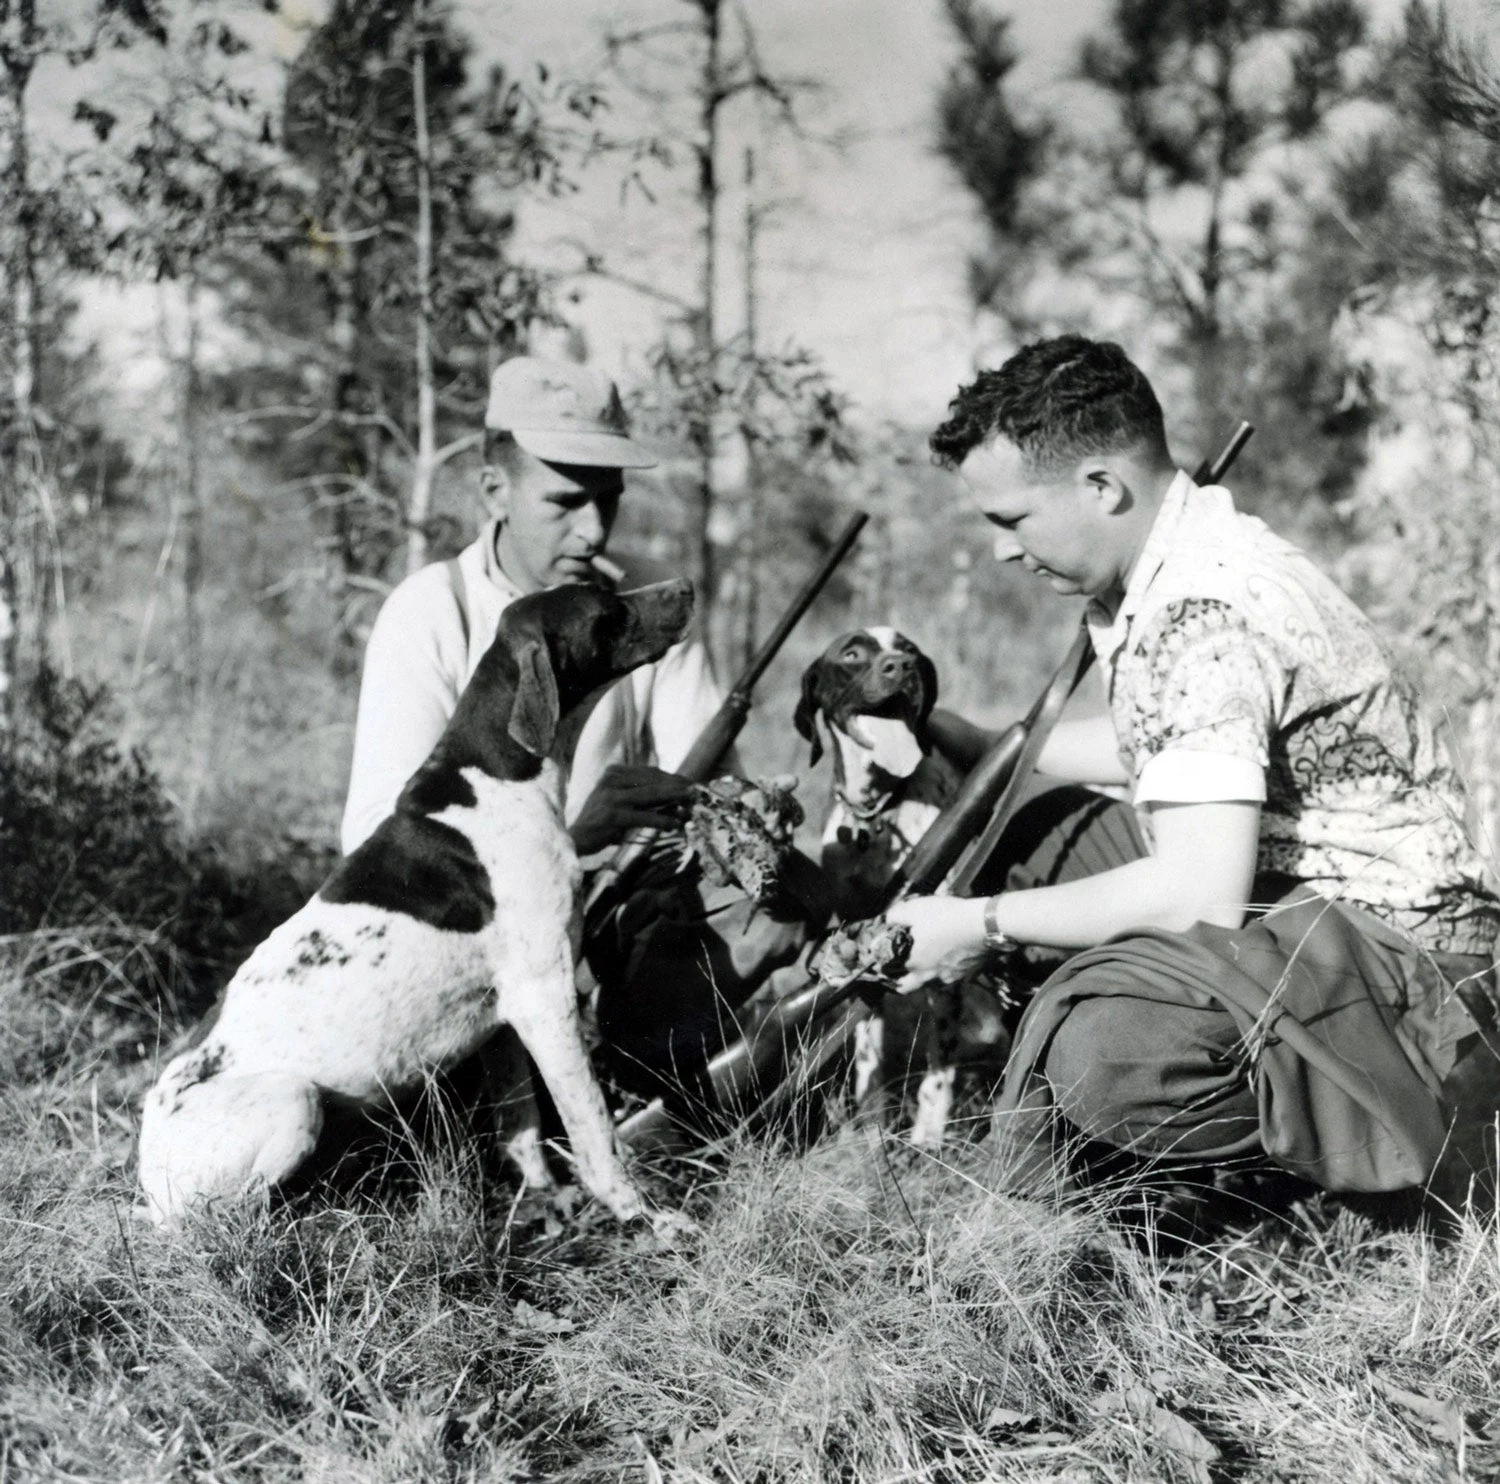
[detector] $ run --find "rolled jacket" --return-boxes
[997,888,1490,1193]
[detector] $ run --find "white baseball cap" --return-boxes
[484,357,657,469]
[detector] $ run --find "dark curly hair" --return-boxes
[930,335,1169,473]
[482,429,531,475]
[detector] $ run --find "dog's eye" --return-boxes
[841,647,863,664]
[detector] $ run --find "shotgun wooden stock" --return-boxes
[616,424,1255,1149]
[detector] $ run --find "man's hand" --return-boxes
[570,764,693,856]
[883,895,990,988]
[925,708,1001,772]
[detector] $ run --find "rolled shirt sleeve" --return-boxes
[1127,597,1278,807]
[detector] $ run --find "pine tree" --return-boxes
[937,0,1372,506]
[934,0,1050,323]
[599,0,853,663]
[1326,4,1500,855]
[269,0,562,603]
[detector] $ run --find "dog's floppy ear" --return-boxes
[915,648,940,736]
[793,663,825,767]
[508,635,560,756]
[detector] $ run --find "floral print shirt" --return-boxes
[1087,472,1499,957]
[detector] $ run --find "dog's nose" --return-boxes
[877,652,913,680]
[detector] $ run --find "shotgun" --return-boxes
[585,510,869,916]
[617,422,1255,1150]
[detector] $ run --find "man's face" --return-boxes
[486,447,624,593]
[959,437,1117,599]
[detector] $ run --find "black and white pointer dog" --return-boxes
[795,626,958,922]
[139,579,695,1235]
[796,626,1007,1149]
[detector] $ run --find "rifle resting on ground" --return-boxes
[617,421,1256,1151]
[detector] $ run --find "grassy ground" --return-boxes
[9,495,1495,1481]
[3,945,1498,1483]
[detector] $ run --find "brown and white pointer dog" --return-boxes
[796,626,1008,1149]
[139,580,695,1236]
[795,626,954,922]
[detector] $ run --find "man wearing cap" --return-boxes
[342,357,813,1114]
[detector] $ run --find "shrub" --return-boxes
[0,666,246,1019]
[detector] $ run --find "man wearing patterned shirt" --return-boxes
[888,335,1500,1203]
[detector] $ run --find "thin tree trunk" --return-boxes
[407,0,437,577]
[1192,36,1234,443]
[1475,532,1500,861]
[328,217,361,581]
[181,275,205,700]
[0,0,38,729]
[691,0,722,637]
[739,145,761,671]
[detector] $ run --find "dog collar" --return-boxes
[833,784,896,823]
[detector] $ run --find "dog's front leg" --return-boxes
[909,1066,956,1151]
[852,1014,887,1111]
[501,971,660,1228]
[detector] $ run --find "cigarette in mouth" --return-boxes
[589,554,626,584]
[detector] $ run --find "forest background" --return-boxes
[6,0,1500,883]
[10,3,1500,1480]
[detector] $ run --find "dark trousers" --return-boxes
[976,786,1500,1198]
[582,840,826,1101]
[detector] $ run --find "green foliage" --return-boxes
[1309,6,1500,853]
[936,0,1049,311]
[624,337,864,671]
[252,0,574,600]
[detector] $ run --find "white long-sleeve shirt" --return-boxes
[340,521,724,855]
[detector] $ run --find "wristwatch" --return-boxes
[981,894,1014,952]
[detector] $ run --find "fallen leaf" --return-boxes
[1373,1374,1466,1448]
[512,1299,576,1335]
[1152,1404,1219,1479]
[1093,1384,1219,1483]
[983,1405,1038,1431]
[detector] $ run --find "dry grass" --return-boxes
[3,936,1498,1484]
[7,530,1496,1479]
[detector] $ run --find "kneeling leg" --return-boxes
[1043,994,1260,1163]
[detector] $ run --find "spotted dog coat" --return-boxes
[795,627,1006,1149]
[139,580,695,1231]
